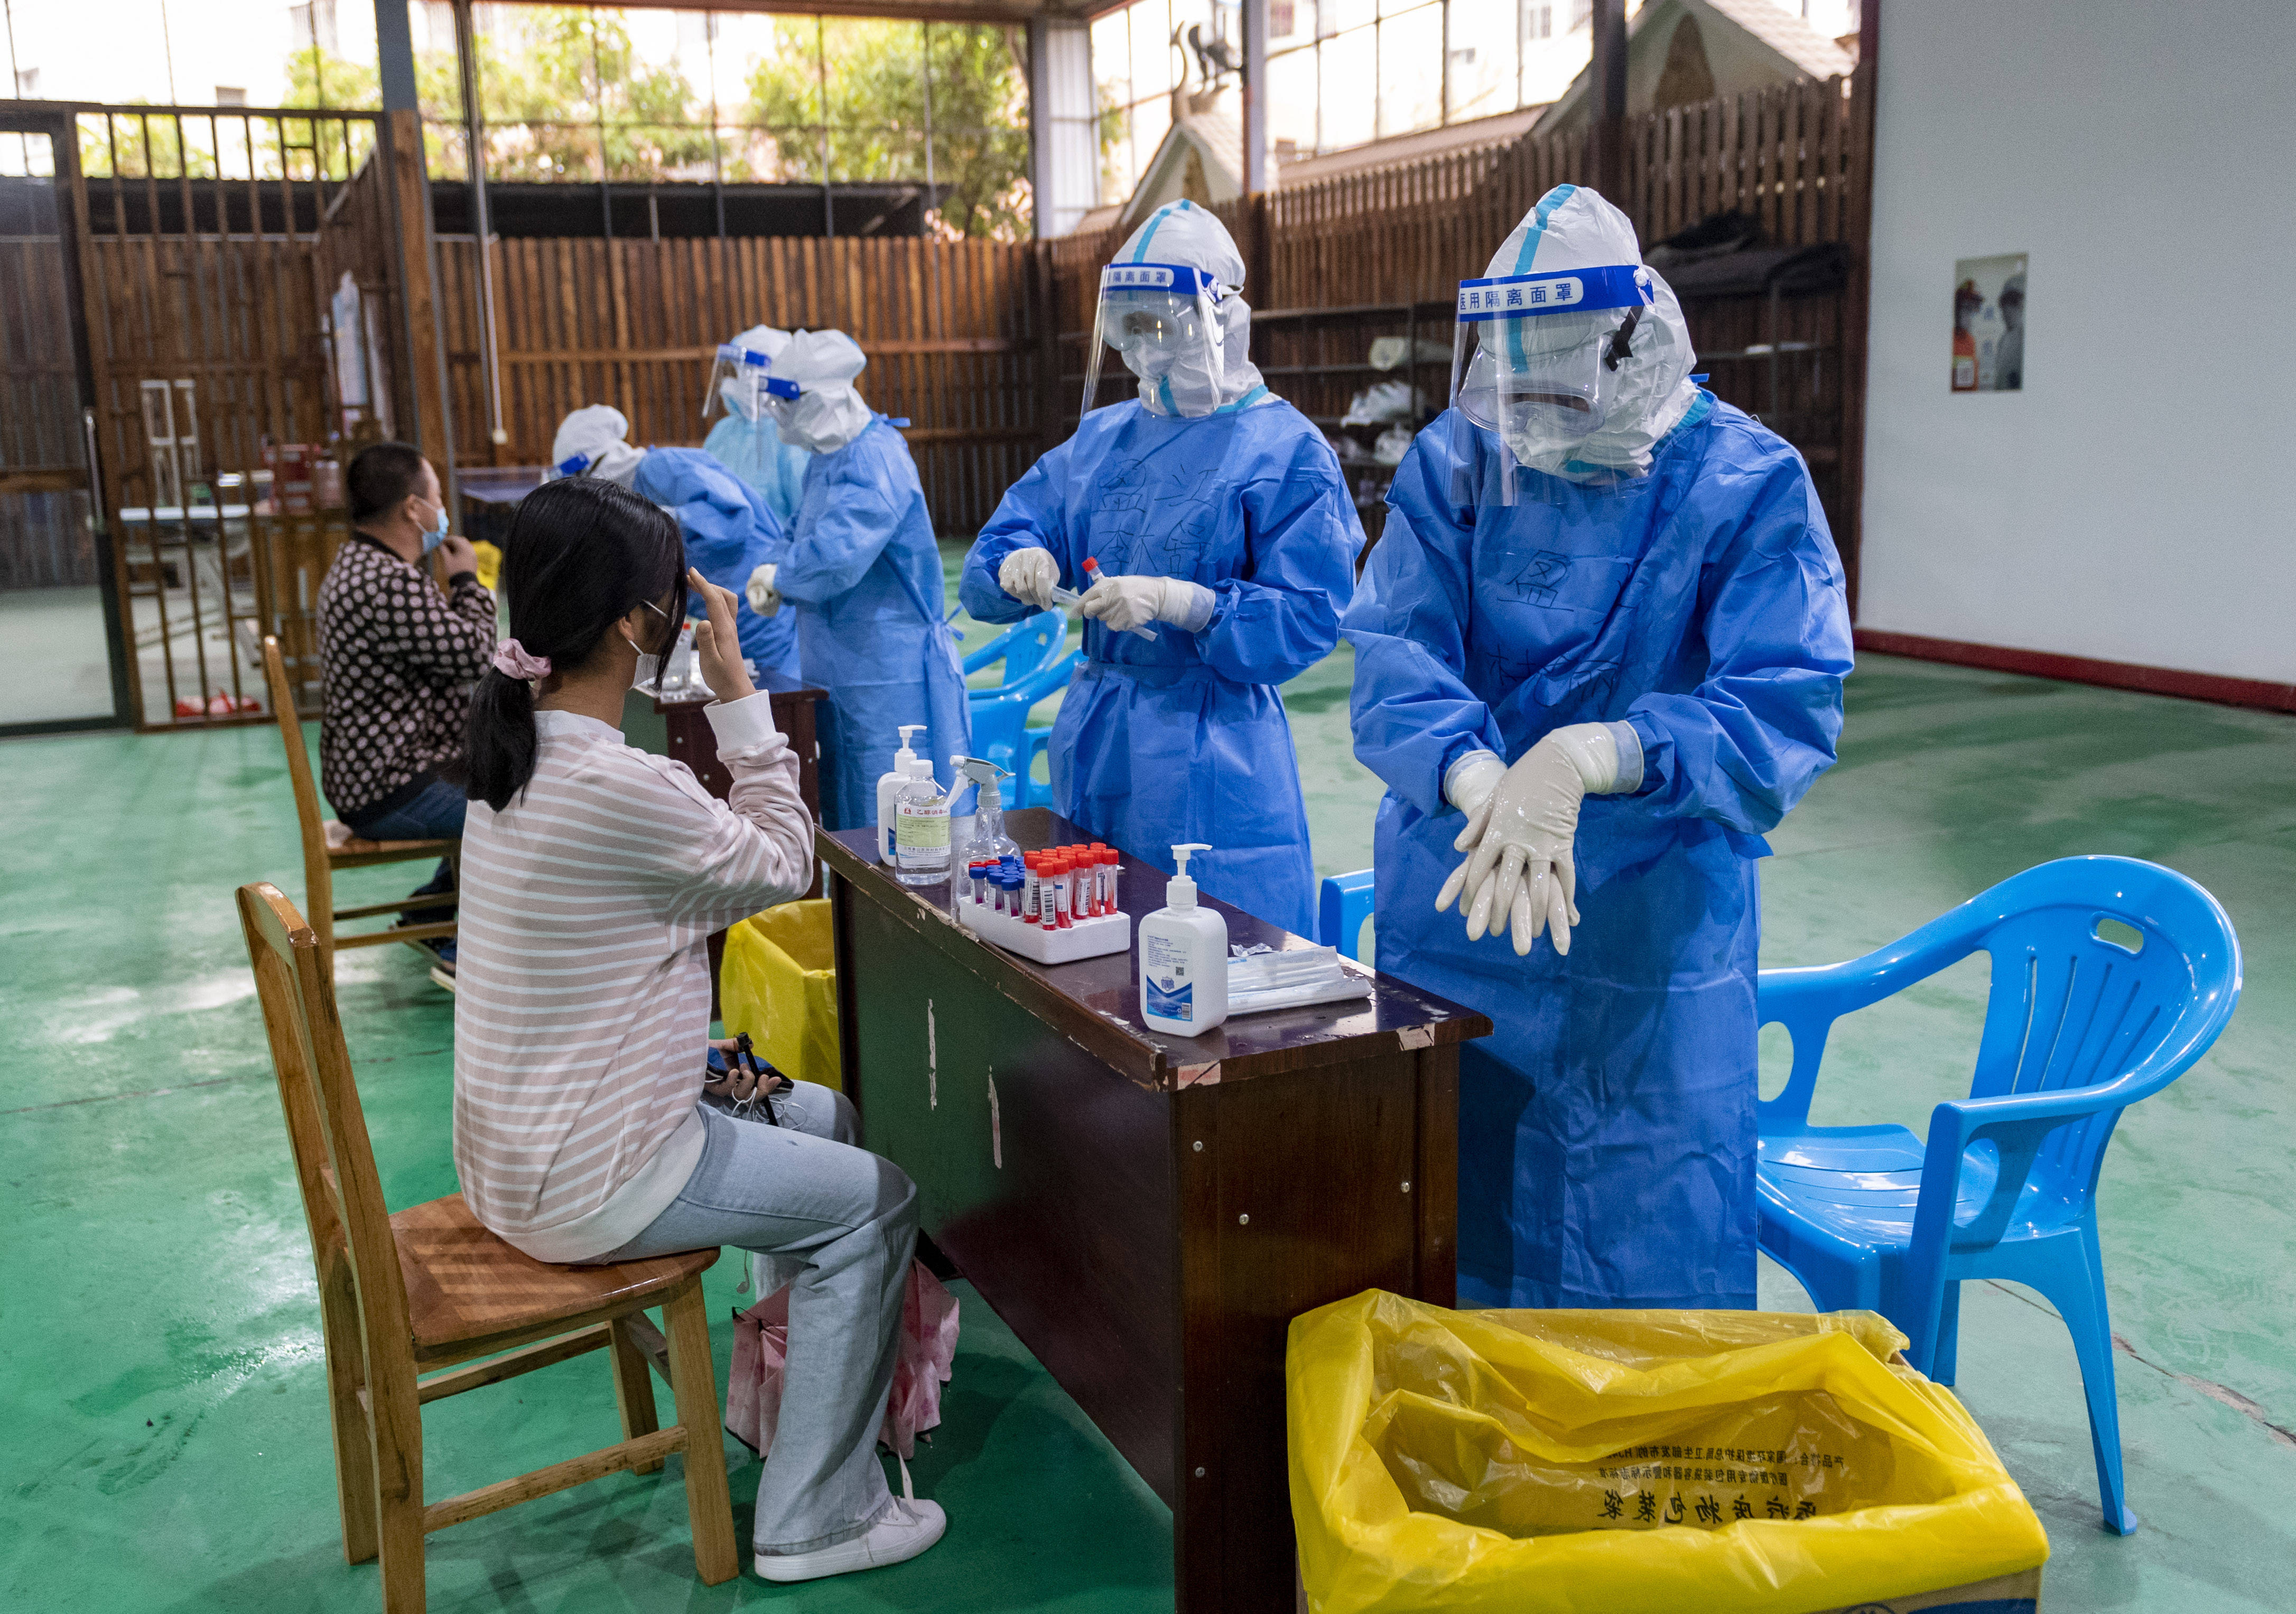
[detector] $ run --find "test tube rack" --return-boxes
[956,895,1131,965]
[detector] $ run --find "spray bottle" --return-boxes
[1139,843,1229,1035]
[952,757,1019,871]
[876,725,934,863]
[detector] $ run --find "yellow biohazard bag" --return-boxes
[1289,1291,2048,1614]
[718,900,840,1091]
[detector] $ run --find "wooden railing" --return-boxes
[435,233,1049,537]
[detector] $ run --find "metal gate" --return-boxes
[59,102,420,729]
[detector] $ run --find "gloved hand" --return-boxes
[998,547,1061,610]
[1435,724,1632,956]
[1080,574,1215,635]
[745,562,782,617]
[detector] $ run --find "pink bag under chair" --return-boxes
[726,1260,960,1497]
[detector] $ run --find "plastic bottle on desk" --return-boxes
[892,769,952,888]
[876,725,935,863]
[1140,843,1228,1035]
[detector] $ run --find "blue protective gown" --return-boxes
[1345,396,1852,1310]
[773,416,970,831]
[631,447,799,680]
[961,397,1359,936]
[703,411,813,530]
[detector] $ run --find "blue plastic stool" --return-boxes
[966,650,1077,811]
[1318,869,1375,962]
[1756,856,2241,1536]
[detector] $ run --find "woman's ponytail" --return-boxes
[465,666,540,811]
[462,477,684,812]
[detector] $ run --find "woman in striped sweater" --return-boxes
[453,477,944,1582]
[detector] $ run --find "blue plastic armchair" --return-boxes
[966,650,1078,810]
[963,610,1067,694]
[1756,856,2241,1536]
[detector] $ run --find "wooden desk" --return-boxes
[650,672,828,824]
[820,809,1489,1614]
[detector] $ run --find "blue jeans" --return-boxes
[599,1095,918,1554]
[343,775,464,929]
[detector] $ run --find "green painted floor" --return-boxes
[5,633,2293,1610]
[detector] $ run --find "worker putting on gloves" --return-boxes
[1344,185,1853,1311]
[550,404,799,682]
[740,329,969,830]
[701,323,814,528]
[959,201,1359,936]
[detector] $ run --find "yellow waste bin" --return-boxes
[718,900,840,1092]
[1289,1291,2049,1614]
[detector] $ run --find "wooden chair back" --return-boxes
[263,636,340,958]
[238,881,418,1398]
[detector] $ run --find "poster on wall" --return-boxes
[1952,254,2027,392]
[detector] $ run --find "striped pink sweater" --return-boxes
[452,697,812,1262]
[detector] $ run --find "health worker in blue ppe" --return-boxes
[701,323,814,528]
[549,404,798,680]
[1344,185,1853,1311]
[959,201,1358,936]
[740,329,969,830]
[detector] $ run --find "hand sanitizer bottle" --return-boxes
[876,725,932,863]
[892,768,952,888]
[1139,843,1228,1035]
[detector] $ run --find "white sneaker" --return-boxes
[753,1499,947,1583]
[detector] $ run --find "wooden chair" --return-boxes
[261,634,459,980]
[237,881,739,1611]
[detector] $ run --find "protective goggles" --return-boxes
[1449,264,1653,503]
[1081,262,1231,422]
[552,451,592,479]
[701,343,786,423]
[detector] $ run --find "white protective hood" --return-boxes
[551,404,647,487]
[764,329,876,454]
[1468,185,1698,481]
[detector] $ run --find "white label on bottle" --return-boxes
[896,801,950,870]
[1144,933,1194,1021]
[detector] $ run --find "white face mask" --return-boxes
[766,386,873,454]
[626,600,674,692]
[628,643,660,693]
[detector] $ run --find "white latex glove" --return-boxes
[1435,724,1630,956]
[1080,574,1215,635]
[998,547,1061,610]
[745,562,782,617]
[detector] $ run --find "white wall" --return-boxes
[1858,0,2296,682]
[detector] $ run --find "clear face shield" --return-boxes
[1448,265,1656,505]
[1082,263,1230,422]
[701,343,775,426]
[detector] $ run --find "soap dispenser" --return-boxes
[1139,843,1229,1035]
[876,724,933,862]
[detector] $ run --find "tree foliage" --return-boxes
[744,21,1032,240]
[79,5,1071,237]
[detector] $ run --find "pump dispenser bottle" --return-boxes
[1139,843,1228,1035]
[876,725,934,862]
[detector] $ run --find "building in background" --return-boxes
[1531,0,1851,138]
[1084,0,1850,236]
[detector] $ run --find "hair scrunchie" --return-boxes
[492,640,552,680]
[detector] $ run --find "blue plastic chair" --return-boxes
[963,610,1067,696]
[1319,869,1376,961]
[966,649,1078,810]
[1756,856,2241,1536]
